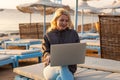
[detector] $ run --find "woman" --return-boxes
[42,8,80,80]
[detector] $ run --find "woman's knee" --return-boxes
[43,65,59,80]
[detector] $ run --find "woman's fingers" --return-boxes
[44,55,51,66]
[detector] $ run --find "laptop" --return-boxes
[50,43,86,66]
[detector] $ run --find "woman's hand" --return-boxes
[44,54,50,67]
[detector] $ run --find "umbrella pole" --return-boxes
[30,13,32,27]
[74,0,78,31]
[91,14,94,29]
[43,6,46,36]
[81,9,84,35]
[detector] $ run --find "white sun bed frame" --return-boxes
[4,39,41,50]
[81,39,100,55]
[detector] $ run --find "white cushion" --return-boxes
[81,39,100,46]
[30,44,42,49]
[0,55,12,60]
[19,39,41,43]
[78,57,120,73]
[5,39,41,44]
[0,49,41,55]
[75,67,120,80]
[14,63,45,80]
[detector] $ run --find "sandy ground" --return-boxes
[0,51,100,80]
[0,65,17,80]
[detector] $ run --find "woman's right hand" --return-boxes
[44,54,50,67]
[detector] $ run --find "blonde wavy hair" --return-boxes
[47,8,73,32]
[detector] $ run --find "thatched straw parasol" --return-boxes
[17,0,69,35]
[99,0,120,15]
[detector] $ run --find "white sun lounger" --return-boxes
[78,32,99,40]
[0,49,42,67]
[4,39,41,49]
[0,35,20,46]
[78,57,120,73]
[81,39,100,55]
[29,44,42,50]
[13,57,120,80]
[0,55,15,68]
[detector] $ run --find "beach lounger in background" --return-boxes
[13,57,120,80]
[0,35,20,45]
[0,37,10,45]
[0,49,42,67]
[80,39,100,55]
[78,32,99,40]
[0,55,16,68]
[30,44,42,50]
[4,39,41,50]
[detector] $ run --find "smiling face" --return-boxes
[49,8,73,32]
[56,14,69,31]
